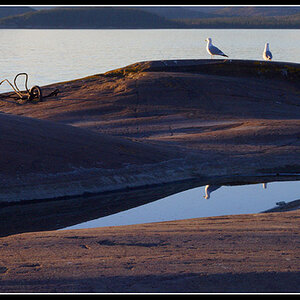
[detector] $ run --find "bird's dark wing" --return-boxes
[266,50,272,59]
[209,45,226,56]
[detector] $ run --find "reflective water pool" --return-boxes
[63,180,300,230]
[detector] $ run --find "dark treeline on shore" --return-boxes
[177,14,300,29]
[1,6,300,29]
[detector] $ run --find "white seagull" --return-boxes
[205,38,228,59]
[263,43,272,61]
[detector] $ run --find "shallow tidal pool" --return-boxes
[63,180,300,230]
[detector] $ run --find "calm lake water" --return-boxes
[1,28,300,93]
[0,28,300,229]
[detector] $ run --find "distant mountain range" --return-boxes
[0,7,179,29]
[1,6,300,29]
[0,6,34,18]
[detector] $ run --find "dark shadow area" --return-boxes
[1,271,299,293]
[0,179,203,237]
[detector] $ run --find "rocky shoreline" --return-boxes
[0,59,300,293]
[0,59,300,205]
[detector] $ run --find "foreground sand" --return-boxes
[1,210,299,293]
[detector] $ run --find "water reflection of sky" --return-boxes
[64,180,300,230]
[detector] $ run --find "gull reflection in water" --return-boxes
[204,183,267,199]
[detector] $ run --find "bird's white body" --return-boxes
[263,43,272,61]
[205,38,228,59]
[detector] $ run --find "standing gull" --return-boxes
[205,38,228,59]
[263,43,272,61]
